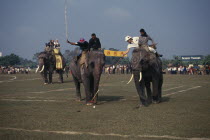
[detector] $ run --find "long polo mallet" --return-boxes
[64,0,69,40]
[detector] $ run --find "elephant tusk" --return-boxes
[127,74,134,84]
[35,66,39,73]
[139,72,142,82]
[39,65,45,73]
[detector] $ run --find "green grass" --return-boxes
[0,73,210,140]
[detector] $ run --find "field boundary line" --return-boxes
[163,86,201,97]
[28,88,75,94]
[0,75,60,83]
[10,76,17,80]
[0,77,41,83]
[0,76,17,83]
[0,99,66,102]
[163,86,184,91]
[0,127,209,140]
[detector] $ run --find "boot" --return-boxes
[156,53,163,57]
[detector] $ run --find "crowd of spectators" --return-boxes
[0,66,31,74]
[165,65,210,75]
[103,64,132,74]
[103,64,210,76]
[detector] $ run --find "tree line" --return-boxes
[0,53,37,68]
[1,50,210,69]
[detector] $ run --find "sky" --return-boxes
[0,0,210,59]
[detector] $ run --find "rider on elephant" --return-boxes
[45,40,54,52]
[123,29,162,57]
[54,39,60,48]
[45,40,63,57]
[89,33,101,50]
[67,38,89,67]
[44,40,65,73]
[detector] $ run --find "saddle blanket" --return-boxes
[55,55,63,69]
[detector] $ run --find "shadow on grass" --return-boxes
[52,80,74,84]
[97,95,125,105]
[161,96,170,103]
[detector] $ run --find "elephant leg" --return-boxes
[89,75,94,99]
[158,77,163,102]
[41,71,48,84]
[58,70,64,83]
[82,79,91,103]
[49,72,53,84]
[145,81,152,104]
[133,71,147,106]
[152,79,159,103]
[93,75,101,104]
[49,66,54,84]
[72,75,81,101]
[81,68,91,104]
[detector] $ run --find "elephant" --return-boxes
[70,50,105,105]
[36,51,66,84]
[128,47,163,107]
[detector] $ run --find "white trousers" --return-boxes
[148,47,157,53]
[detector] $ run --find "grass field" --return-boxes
[0,73,210,140]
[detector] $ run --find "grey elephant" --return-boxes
[36,51,66,84]
[128,47,163,107]
[70,50,105,105]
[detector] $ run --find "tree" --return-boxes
[19,58,37,68]
[0,53,20,66]
[32,52,40,63]
[161,58,171,69]
[202,55,210,65]
[63,47,80,65]
[105,48,130,65]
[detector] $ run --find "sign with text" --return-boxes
[104,50,127,57]
[181,55,203,61]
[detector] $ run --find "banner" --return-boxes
[104,50,127,57]
[181,55,203,61]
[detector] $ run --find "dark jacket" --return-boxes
[76,41,89,51]
[89,38,101,50]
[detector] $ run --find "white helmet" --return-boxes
[125,36,132,42]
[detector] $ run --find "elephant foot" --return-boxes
[147,98,153,104]
[75,97,82,102]
[135,102,148,109]
[58,81,64,84]
[152,96,161,104]
[152,100,161,104]
[86,102,93,106]
[93,100,97,104]
[44,83,48,85]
